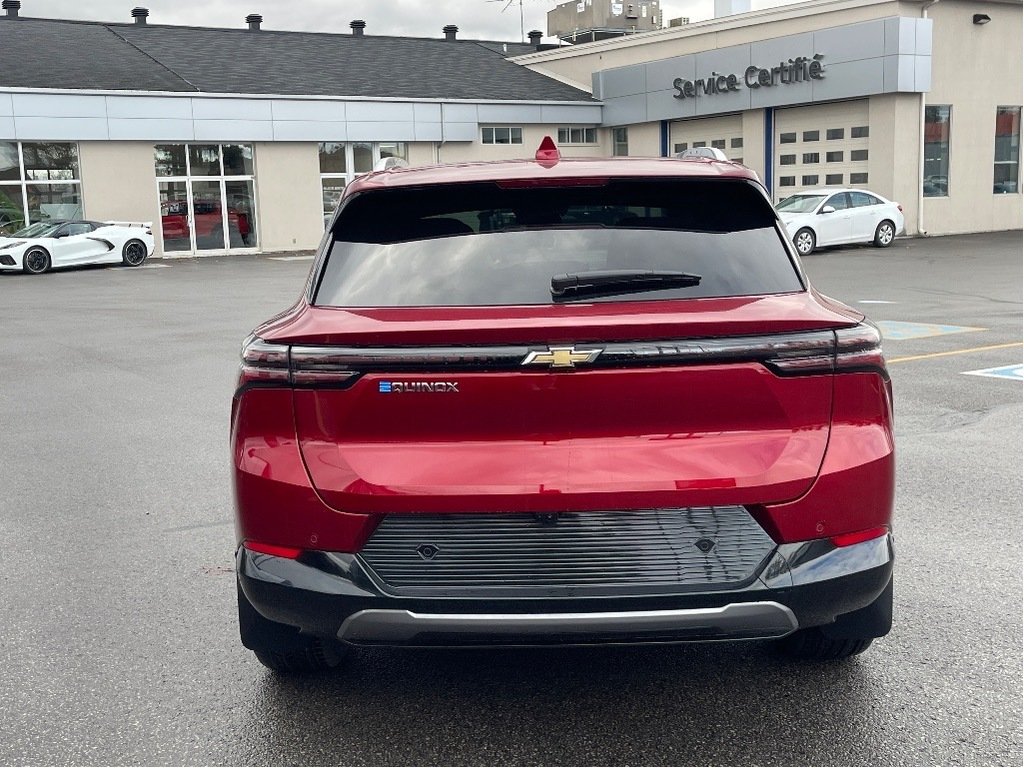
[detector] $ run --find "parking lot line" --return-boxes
[888,341,1023,364]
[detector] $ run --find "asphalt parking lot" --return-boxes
[0,231,1021,766]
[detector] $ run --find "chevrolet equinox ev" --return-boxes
[232,141,895,672]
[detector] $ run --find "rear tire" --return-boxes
[122,239,148,266]
[793,228,816,256]
[238,583,347,673]
[22,246,50,274]
[873,220,896,248]
[777,628,873,660]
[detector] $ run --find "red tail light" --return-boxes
[835,322,887,376]
[238,334,289,386]
[243,541,304,558]
[830,525,889,547]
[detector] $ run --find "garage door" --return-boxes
[774,100,870,202]
[670,114,744,163]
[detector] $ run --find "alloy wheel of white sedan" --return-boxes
[794,228,816,256]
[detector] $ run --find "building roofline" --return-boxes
[0,13,543,50]
[0,85,601,107]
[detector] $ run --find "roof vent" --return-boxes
[528,29,542,46]
[246,13,262,31]
[443,24,458,41]
[131,7,149,24]
[350,19,365,36]
[2,1,21,18]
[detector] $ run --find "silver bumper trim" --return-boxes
[337,601,798,645]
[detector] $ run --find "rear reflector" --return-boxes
[829,526,889,547]
[244,541,303,558]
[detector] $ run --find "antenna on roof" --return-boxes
[486,0,526,43]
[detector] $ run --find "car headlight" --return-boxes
[1,241,26,249]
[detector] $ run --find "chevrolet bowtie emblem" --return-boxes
[522,346,602,369]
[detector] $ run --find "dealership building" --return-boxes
[0,0,1020,257]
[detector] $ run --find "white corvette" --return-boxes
[0,220,155,274]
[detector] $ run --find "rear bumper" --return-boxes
[237,533,893,647]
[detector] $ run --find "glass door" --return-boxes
[154,144,258,254]
[158,181,191,252]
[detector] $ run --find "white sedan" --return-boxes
[776,189,905,256]
[0,220,155,274]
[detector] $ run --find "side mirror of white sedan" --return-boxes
[819,205,836,214]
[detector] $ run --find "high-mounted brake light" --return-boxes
[243,541,303,559]
[535,136,561,168]
[829,526,889,547]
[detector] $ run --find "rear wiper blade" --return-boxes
[551,269,702,300]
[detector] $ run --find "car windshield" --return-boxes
[776,195,825,214]
[316,178,803,307]
[10,222,63,238]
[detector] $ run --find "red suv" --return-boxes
[232,143,894,672]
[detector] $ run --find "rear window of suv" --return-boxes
[314,178,802,307]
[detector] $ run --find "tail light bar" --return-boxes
[236,322,887,391]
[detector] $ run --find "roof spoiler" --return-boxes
[105,221,153,228]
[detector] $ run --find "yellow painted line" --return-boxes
[888,341,1023,364]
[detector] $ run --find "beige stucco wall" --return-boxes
[922,0,1023,235]
[79,141,161,237]
[867,93,922,233]
[253,142,323,252]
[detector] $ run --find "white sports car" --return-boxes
[776,189,905,256]
[0,220,155,274]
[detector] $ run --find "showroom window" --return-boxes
[993,106,1020,194]
[924,105,951,197]
[613,127,629,157]
[319,142,407,219]
[482,126,523,145]
[557,126,597,145]
[154,143,257,252]
[0,141,82,234]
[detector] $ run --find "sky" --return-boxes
[17,0,807,41]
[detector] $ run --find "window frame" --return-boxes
[557,126,598,145]
[923,105,951,198]
[482,126,524,146]
[0,141,83,233]
[993,106,1021,195]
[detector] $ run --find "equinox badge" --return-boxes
[522,346,603,369]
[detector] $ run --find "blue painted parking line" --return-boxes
[961,364,1023,381]
[875,321,985,341]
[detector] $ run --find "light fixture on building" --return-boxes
[972,13,991,25]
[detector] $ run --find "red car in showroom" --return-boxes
[232,140,894,672]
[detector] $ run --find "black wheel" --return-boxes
[122,238,148,266]
[776,628,874,660]
[873,220,896,248]
[22,246,50,274]
[793,227,816,256]
[237,583,347,673]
